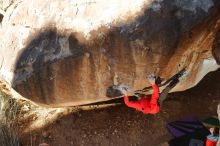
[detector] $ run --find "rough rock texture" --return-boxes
[213,29,220,64]
[0,0,15,11]
[0,0,220,106]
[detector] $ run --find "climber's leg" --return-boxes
[158,78,179,107]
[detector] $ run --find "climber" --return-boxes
[206,127,219,146]
[122,73,180,114]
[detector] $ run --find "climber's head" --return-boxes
[210,127,219,136]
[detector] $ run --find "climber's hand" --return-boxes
[121,87,128,96]
[147,74,156,85]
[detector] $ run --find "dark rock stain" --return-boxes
[68,32,84,57]
[15,28,61,71]
[0,13,3,23]
[212,29,220,64]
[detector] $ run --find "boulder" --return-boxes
[0,0,219,106]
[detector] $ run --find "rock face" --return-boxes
[213,29,220,64]
[0,0,220,107]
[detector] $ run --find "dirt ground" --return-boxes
[20,69,220,146]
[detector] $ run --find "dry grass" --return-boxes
[0,90,21,146]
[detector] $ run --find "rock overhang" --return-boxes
[0,0,220,106]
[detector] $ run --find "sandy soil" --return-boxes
[20,69,220,146]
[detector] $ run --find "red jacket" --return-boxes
[124,84,160,114]
[206,135,218,146]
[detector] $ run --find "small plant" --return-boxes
[0,91,21,146]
